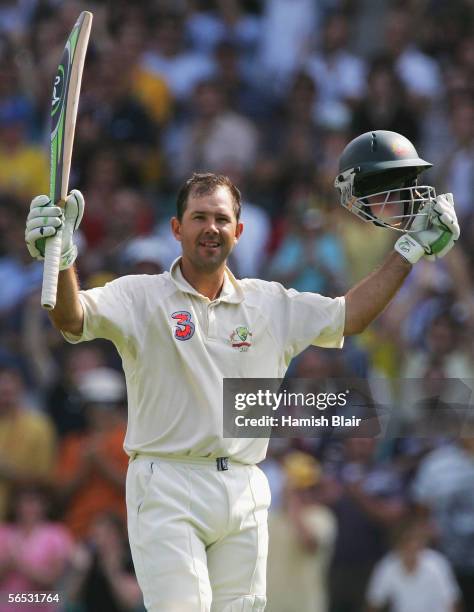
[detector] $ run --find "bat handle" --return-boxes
[41,228,63,309]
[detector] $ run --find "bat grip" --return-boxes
[41,229,63,309]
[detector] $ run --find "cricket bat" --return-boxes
[41,11,93,309]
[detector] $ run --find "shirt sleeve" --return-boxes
[430,551,461,604]
[366,557,392,607]
[277,285,345,361]
[62,276,136,351]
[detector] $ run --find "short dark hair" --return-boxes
[176,173,242,222]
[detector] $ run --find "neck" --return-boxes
[401,554,418,573]
[180,257,226,301]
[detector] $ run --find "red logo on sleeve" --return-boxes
[171,311,195,341]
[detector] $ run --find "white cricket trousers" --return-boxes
[126,455,270,612]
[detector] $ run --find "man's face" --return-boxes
[171,186,243,273]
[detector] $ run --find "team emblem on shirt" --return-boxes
[171,311,195,341]
[229,326,252,352]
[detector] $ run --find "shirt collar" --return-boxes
[169,257,244,304]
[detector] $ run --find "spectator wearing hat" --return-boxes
[266,451,337,612]
[54,368,129,539]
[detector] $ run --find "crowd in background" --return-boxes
[0,0,474,610]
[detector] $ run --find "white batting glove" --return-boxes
[394,193,460,264]
[25,189,84,270]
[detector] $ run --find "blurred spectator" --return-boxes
[0,366,56,520]
[384,8,442,106]
[412,435,474,610]
[304,11,367,128]
[0,195,43,317]
[113,17,173,126]
[80,187,155,276]
[165,78,259,182]
[258,0,319,93]
[266,451,336,612]
[121,236,167,276]
[54,368,129,539]
[366,517,460,612]
[0,95,48,200]
[335,208,394,285]
[140,12,215,101]
[437,92,474,221]
[267,207,346,295]
[186,0,261,60]
[64,512,143,612]
[0,485,73,612]
[351,57,420,144]
[78,148,127,248]
[212,39,271,119]
[0,0,36,38]
[409,309,472,374]
[45,344,108,438]
[322,438,406,612]
[259,71,322,187]
[75,47,160,188]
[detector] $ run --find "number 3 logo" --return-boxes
[171,311,195,341]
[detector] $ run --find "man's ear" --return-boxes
[171,217,181,242]
[234,222,244,244]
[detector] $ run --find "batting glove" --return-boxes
[394,193,460,264]
[25,189,84,270]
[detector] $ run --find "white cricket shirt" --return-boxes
[64,258,345,464]
[366,549,460,612]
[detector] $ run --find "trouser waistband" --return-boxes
[128,453,249,471]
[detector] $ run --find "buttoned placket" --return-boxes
[207,300,218,340]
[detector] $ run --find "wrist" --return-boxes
[60,244,78,271]
[394,234,424,264]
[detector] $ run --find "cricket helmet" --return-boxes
[334,130,435,232]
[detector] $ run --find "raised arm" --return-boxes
[49,267,84,335]
[344,193,460,336]
[25,190,85,335]
[344,251,410,335]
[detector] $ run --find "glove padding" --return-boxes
[25,189,84,270]
[395,193,460,264]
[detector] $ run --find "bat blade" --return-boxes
[41,11,92,310]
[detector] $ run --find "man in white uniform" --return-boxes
[25,131,460,611]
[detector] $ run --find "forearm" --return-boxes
[47,266,84,335]
[344,251,412,335]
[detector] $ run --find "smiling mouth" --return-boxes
[199,240,221,249]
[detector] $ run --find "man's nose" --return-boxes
[204,219,219,234]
